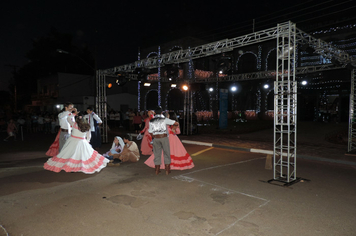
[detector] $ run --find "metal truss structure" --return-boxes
[272,22,297,184]
[96,71,109,144]
[348,69,356,152]
[97,21,355,182]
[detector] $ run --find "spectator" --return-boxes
[4,119,17,141]
[133,111,142,134]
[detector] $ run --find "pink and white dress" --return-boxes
[140,115,154,155]
[144,126,194,170]
[44,117,109,174]
[46,130,60,156]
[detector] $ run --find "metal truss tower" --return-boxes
[96,71,108,143]
[348,69,356,152]
[273,22,297,184]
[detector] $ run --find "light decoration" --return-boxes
[144,89,158,111]
[165,87,183,110]
[255,89,261,113]
[257,45,262,70]
[312,24,356,35]
[195,69,214,80]
[196,91,207,110]
[235,51,258,71]
[265,89,274,111]
[169,45,183,51]
[265,48,276,71]
[144,83,151,86]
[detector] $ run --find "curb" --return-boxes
[181,140,356,167]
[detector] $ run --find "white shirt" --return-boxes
[148,114,176,135]
[84,112,102,132]
[58,111,74,134]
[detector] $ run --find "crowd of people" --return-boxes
[1,110,62,142]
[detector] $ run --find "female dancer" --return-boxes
[139,110,155,155]
[44,110,109,174]
[144,112,194,171]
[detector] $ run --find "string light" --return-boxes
[236,51,258,71]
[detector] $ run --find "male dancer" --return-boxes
[148,106,178,175]
[85,106,103,149]
[58,102,74,152]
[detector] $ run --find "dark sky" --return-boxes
[1,0,355,91]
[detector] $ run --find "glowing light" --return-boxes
[301,80,308,85]
[171,84,177,88]
[144,83,151,86]
[56,105,60,108]
[230,86,237,92]
[263,84,269,89]
[209,87,214,92]
[107,83,113,89]
[182,85,189,91]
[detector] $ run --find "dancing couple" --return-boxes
[145,106,194,175]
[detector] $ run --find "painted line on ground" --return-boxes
[173,157,270,235]
[182,140,213,146]
[182,139,356,166]
[191,147,215,156]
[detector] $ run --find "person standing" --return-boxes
[3,119,17,141]
[85,106,102,150]
[139,110,154,155]
[148,106,178,175]
[144,112,194,171]
[44,111,109,174]
[58,102,74,152]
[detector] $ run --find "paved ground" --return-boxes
[0,121,355,235]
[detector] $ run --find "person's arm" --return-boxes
[86,130,91,142]
[93,113,102,124]
[66,113,76,126]
[58,111,69,119]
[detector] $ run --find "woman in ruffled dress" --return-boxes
[139,110,155,155]
[144,112,194,170]
[44,110,109,174]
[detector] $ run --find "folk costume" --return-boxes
[85,111,102,149]
[148,114,177,175]
[144,125,194,170]
[44,115,109,174]
[58,110,73,152]
[113,140,140,163]
[140,114,154,155]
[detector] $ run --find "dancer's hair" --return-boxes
[123,133,132,141]
[168,112,177,121]
[76,112,90,132]
[61,102,73,112]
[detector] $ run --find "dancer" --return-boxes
[144,112,194,171]
[58,102,74,152]
[44,111,109,174]
[85,106,102,149]
[148,106,179,175]
[139,110,155,155]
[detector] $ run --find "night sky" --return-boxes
[1,0,355,91]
